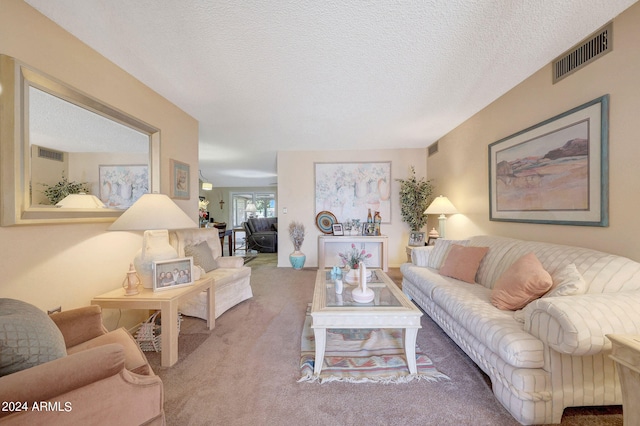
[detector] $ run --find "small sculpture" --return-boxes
[351,262,375,303]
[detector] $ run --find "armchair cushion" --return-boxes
[185,240,219,272]
[67,327,150,375]
[49,305,106,348]
[0,299,66,377]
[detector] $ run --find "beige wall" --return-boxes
[0,0,198,327]
[277,149,427,268]
[428,3,640,261]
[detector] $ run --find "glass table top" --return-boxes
[323,269,403,307]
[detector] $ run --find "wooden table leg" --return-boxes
[404,327,419,374]
[313,327,327,375]
[161,301,179,367]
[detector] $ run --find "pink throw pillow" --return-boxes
[491,253,552,310]
[439,245,489,284]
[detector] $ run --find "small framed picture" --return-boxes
[362,222,377,236]
[427,236,439,246]
[152,257,194,291]
[408,232,426,246]
[332,223,344,236]
[170,159,190,200]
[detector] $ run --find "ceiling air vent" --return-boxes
[428,141,439,157]
[38,146,64,162]
[553,22,612,84]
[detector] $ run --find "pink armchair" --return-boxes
[0,303,164,425]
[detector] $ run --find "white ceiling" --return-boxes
[24,0,637,187]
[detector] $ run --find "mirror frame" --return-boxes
[0,55,160,225]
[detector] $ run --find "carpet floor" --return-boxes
[146,264,623,425]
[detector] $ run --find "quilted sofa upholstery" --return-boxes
[169,228,252,319]
[401,235,640,425]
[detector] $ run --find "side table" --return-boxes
[92,276,214,367]
[608,334,640,425]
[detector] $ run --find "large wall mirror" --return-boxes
[0,55,160,225]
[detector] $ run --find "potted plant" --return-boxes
[396,166,434,231]
[41,174,90,206]
[288,221,306,270]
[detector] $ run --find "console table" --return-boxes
[318,235,388,271]
[92,276,214,367]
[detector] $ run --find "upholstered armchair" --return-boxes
[243,217,278,253]
[0,299,164,425]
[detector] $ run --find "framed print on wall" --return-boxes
[99,164,149,209]
[315,162,391,223]
[170,159,190,200]
[489,95,609,227]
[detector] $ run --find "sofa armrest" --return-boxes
[0,343,127,415]
[411,245,434,267]
[524,292,640,356]
[49,305,107,348]
[216,256,245,268]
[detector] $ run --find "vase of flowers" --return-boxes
[339,243,372,283]
[288,221,306,270]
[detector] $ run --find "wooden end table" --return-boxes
[92,276,214,367]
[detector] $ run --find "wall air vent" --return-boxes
[553,22,612,84]
[428,141,439,157]
[38,147,64,162]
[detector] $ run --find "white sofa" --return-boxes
[401,235,640,425]
[169,228,252,319]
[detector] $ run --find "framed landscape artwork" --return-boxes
[489,95,609,227]
[315,162,391,223]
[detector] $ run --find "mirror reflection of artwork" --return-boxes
[99,165,149,209]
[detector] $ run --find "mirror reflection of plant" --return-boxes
[40,174,90,205]
[396,166,434,231]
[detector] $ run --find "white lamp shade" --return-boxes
[56,193,105,208]
[424,195,458,215]
[109,193,198,231]
[245,202,257,213]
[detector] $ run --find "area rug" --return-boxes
[298,307,449,384]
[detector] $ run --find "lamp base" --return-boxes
[135,229,179,288]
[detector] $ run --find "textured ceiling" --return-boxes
[24,0,638,187]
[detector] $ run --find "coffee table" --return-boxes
[310,269,422,375]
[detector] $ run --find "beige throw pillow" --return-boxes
[491,253,552,310]
[428,239,470,269]
[185,241,218,273]
[438,245,489,284]
[543,263,588,298]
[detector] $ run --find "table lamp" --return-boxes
[424,195,458,239]
[109,193,198,288]
[245,202,257,218]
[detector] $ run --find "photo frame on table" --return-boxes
[152,257,194,291]
[362,222,377,236]
[489,95,608,227]
[408,231,425,246]
[98,164,148,209]
[332,223,344,236]
[170,159,190,200]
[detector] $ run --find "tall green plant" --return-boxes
[396,166,434,231]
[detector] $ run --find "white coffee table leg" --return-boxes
[313,327,327,375]
[404,327,419,374]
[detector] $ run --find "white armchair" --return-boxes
[169,228,252,319]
